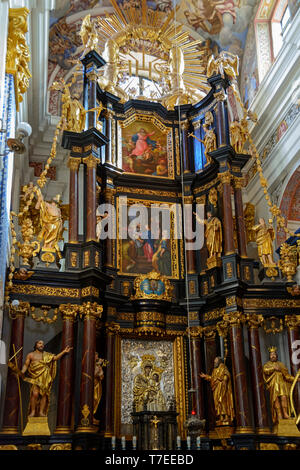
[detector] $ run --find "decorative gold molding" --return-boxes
[186,326,203,338]
[246,314,264,329]
[243,298,300,309]
[49,443,72,450]
[6,8,31,111]
[81,286,99,298]
[117,186,179,198]
[223,311,245,326]
[9,300,30,319]
[204,308,225,322]
[285,314,300,330]
[11,284,80,298]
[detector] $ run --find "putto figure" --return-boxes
[263,346,299,424]
[200,356,235,426]
[21,340,72,417]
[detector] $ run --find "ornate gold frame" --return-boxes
[116,196,180,279]
[114,333,187,439]
[118,111,175,179]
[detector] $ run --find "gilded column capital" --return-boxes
[58,303,79,322]
[184,195,194,205]
[82,154,100,169]
[181,120,190,131]
[9,301,30,319]
[6,7,31,111]
[104,188,116,201]
[223,311,245,326]
[285,314,300,330]
[216,320,229,337]
[67,157,81,171]
[105,322,121,335]
[246,314,264,329]
[186,326,203,338]
[86,69,98,82]
[218,171,232,185]
[213,89,226,102]
[79,302,103,320]
[105,109,114,120]
[233,176,245,189]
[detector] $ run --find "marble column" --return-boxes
[189,327,205,427]
[219,171,235,255]
[182,120,190,173]
[184,196,196,274]
[285,315,300,411]
[86,68,98,129]
[68,157,81,244]
[102,322,120,437]
[233,177,248,259]
[1,302,29,434]
[214,92,229,147]
[224,312,254,433]
[76,302,103,433]
[82,154,100,242]
[105,109,114,164]
[247,314,270,434]
[55,304,78,434]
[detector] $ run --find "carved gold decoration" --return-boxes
[186,326,203,338]
[82,154,100,169]
[132,271,173,302]
[263,316,284,335]
[11,284,80,298]
[229,118,248,154]
[223,312,245,326]
[207,51,239,80]
[203,325,216,340]
[259,443,279,450]
[278,243,298,282]
[22,416,50,436]
[70,252,78,268]
[83,250,90,267]
[17,218,40,267]
[67,157,81,171]
[0,445,18,450]
[80,404,90,426]
[243,298,300,309]
[246,314,264,329]
[58,304,79,322]
[9,301,30,320]
[79,14,99,55]
[218,171,232,185]
[117,186,178,198]
[40,252,56,266]
[285,315,300,330]
[106,322,121,335]
[213,89,226,102]
[204,308,225,322]
[49,443,72,451]
[81,286,99,298]
[208,187,218,208]
[79,302,103,321]
[31,305,58,324]
[6,8,31,111]
[173,336,187,438]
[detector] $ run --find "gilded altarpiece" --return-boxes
[120,338,186,437]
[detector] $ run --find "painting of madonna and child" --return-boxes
[121,121,172,178]
[119,208,178,279]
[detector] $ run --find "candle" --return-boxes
[196,436,201,449]
[121,436,126,450]
[111,436,116,450]
[187,436,191,449]
[176,435,181,449]
[132,435,137,450]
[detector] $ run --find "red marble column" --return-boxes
[247,315,270,434]
[189,328,205,428]
[225,312,254,433]
[219,172,235,255]
[83,155,100,242]
[102,323,120,437]
[55,304,77,434]
[233,178,248,259]
[76,302,102,433]
[1,302,29,433]
[68,157,80,243]
[286,315,300,411]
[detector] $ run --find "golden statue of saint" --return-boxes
[93,352,108,425]
[21,340,72,417]
[251,217,276,267]
[200,357,235,426]
[263,347,299,424]
[206,212,222,259]
[35,189,63,253]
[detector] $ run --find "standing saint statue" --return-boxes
[263,346,299,424]
[133,360,154,412]
[35,189,63,254]
[20,340,72,418]
[251,217,276,267]
[195,210,223,261]
[200,357,235,426]
[93,352,108,425]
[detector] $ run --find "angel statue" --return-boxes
[79,14,99,56]
[207,51,239,81]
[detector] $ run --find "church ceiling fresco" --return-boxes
[48,0,262,115]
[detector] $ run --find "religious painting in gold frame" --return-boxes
[119,112,174,179]
[113,335,187,439]
[117,196,180,279]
